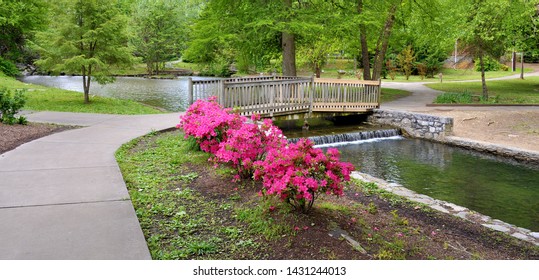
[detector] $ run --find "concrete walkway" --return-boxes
[381,70,539,112]
[0,111,180,259]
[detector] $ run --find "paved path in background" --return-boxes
[381,70,539,112]
[0,111,180,259]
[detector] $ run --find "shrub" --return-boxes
[397,45,415,80]
[253,139,354,213]
[178,98,355,213]
[177,96,243,154]
[385,59,397,80]
[474,56,502,72]
[214,115,287,179]
[0,57,20,77]
[434,92,474,104]
[0,88,27,125]
[416,62,427,80]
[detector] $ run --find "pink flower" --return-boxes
[350,218,357,223]
[303,226,309,230]
[269,206,276,212]
[294,226,300,231]
[431,231,437,236]
[354,193,359,196]
[374,227,379,231]
[396,232,403,238]
[179,97,355,213]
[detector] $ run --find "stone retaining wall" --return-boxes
[368,109,453,140]
[443,136,539,163]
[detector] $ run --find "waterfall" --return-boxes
[288,129,402,147]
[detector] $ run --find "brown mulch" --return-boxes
[0,123,76,154]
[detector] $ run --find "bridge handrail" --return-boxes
[187,76,381,116]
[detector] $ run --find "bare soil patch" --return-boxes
[425,109,539,152]
[0,123,75,154]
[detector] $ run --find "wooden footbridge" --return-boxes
[187,76,380,118]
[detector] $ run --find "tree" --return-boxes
[396,45,415,80]
[461,0,510,99]
[352,0,401,80]
[0,0,47,62]
[130,0,195,75]
[503,0,539,79]
[185,0,329,77]
[34,0,134,103]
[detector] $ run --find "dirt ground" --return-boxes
[0,123,75,154]
[425,109,539,152]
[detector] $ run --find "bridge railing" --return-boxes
[312,79,380,112]
[188,76,380,117]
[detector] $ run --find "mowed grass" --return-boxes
[426,76,539,104]
[298,58,530,82]
[380,88,412,103]
[0,74,162,114]
[115,131,286,259]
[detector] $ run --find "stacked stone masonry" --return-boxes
[368,109,453,140]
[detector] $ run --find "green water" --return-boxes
[326,138,539,231]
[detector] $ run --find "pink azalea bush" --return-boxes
[214,115,287,179]
[254,139,354,213]
[177,96,243,154]
[178,97,355,213]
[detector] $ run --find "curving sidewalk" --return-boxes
[0,111,181,259]
[381,69,539,111]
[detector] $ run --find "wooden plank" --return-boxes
[314,78,381,86]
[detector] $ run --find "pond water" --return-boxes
[317,137,539,231]
[20,75,215,111]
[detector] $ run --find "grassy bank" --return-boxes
[115,129,538,260]
[0,73,162,114]
[380,88,412,103]
[427,77,539,104]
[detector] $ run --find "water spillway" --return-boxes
[288,129,402,146]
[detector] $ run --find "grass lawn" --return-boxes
[0,73,162,114]
[426,76,539,104]
[109,63,148,76]
[115,129,538,260]
[380,88,412,103]
[298,58,531,82]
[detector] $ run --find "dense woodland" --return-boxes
[1,0,539,99]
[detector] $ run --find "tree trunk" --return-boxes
[371,3,398,81]
[520,52,524,80]
[479,54,488,100]
[282,32,296,76]
[315,66,321,78]
[357,0,371,80]
[281,0,296,76]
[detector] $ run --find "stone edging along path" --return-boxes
[351,172,539,246]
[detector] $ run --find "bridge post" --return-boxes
[219,80,226,107]
[270,82,276,117]
[377,79,381,107]
[187,77,193,105]
[308,75,314,117]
